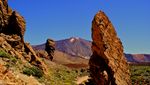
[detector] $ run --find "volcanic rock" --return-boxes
[7,11,26,41]
[89,11,131,85]
[0,0,25,41]
[0,0,12,30]
[0,0,47,73]
[45,39,55,60]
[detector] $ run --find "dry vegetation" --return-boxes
[1,50,150,85]
[130,65,150,85]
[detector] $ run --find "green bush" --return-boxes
[23,66,44,78]
[10,57,17,63]
[0,50,11,58]
[0,50,18,64]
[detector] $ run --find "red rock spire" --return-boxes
[89,11,131,85]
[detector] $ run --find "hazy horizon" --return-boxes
[8,0,150,54]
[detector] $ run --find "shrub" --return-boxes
[10,57,17,63]
[23,66,44,78]
[0,50,18,64]
[130,65,150,84]
[0,50,11,58]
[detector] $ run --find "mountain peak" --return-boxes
[70,37,80,40]
[69,37,80,42]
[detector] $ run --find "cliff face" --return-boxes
[0,0,47,73]
[0,0,12,30]
[0,0,25,41]
[89,11,131,85]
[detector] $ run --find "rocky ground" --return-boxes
[0,0,149,85]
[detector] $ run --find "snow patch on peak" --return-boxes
[70,38,75,43]
[69,37,80,43]
[75,37,79,40]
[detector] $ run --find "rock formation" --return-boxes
[45,39,55,61]
[33,39,55,61]
[0,0,25,41]
[0,0,47,73]
[7,11,26,42]
[89,11,131,85]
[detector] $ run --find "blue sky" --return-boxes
[8,0,150,53]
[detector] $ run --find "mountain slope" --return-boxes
[125,54,150,62]
[33,37,150,63]
[56,37,92,59]
[33,37,92,59]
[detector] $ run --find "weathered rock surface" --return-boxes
[0,0,12,30]
[24,43,48,72]
[0,64,42,85]
[0,0,25,41]
[7,11,26,41]
[0,0,47,73]
[89,11,131,85]
[33,39,55,61]
[45,39,55,60]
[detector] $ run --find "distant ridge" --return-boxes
[33,37,92,59]
[125,54,150,65]
[32,37,150,64]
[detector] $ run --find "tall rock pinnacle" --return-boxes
[45,39,55,61]
[89,11,131,85]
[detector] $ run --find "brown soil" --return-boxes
[64,63,88,68]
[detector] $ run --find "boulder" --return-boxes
[89,11,131,85]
